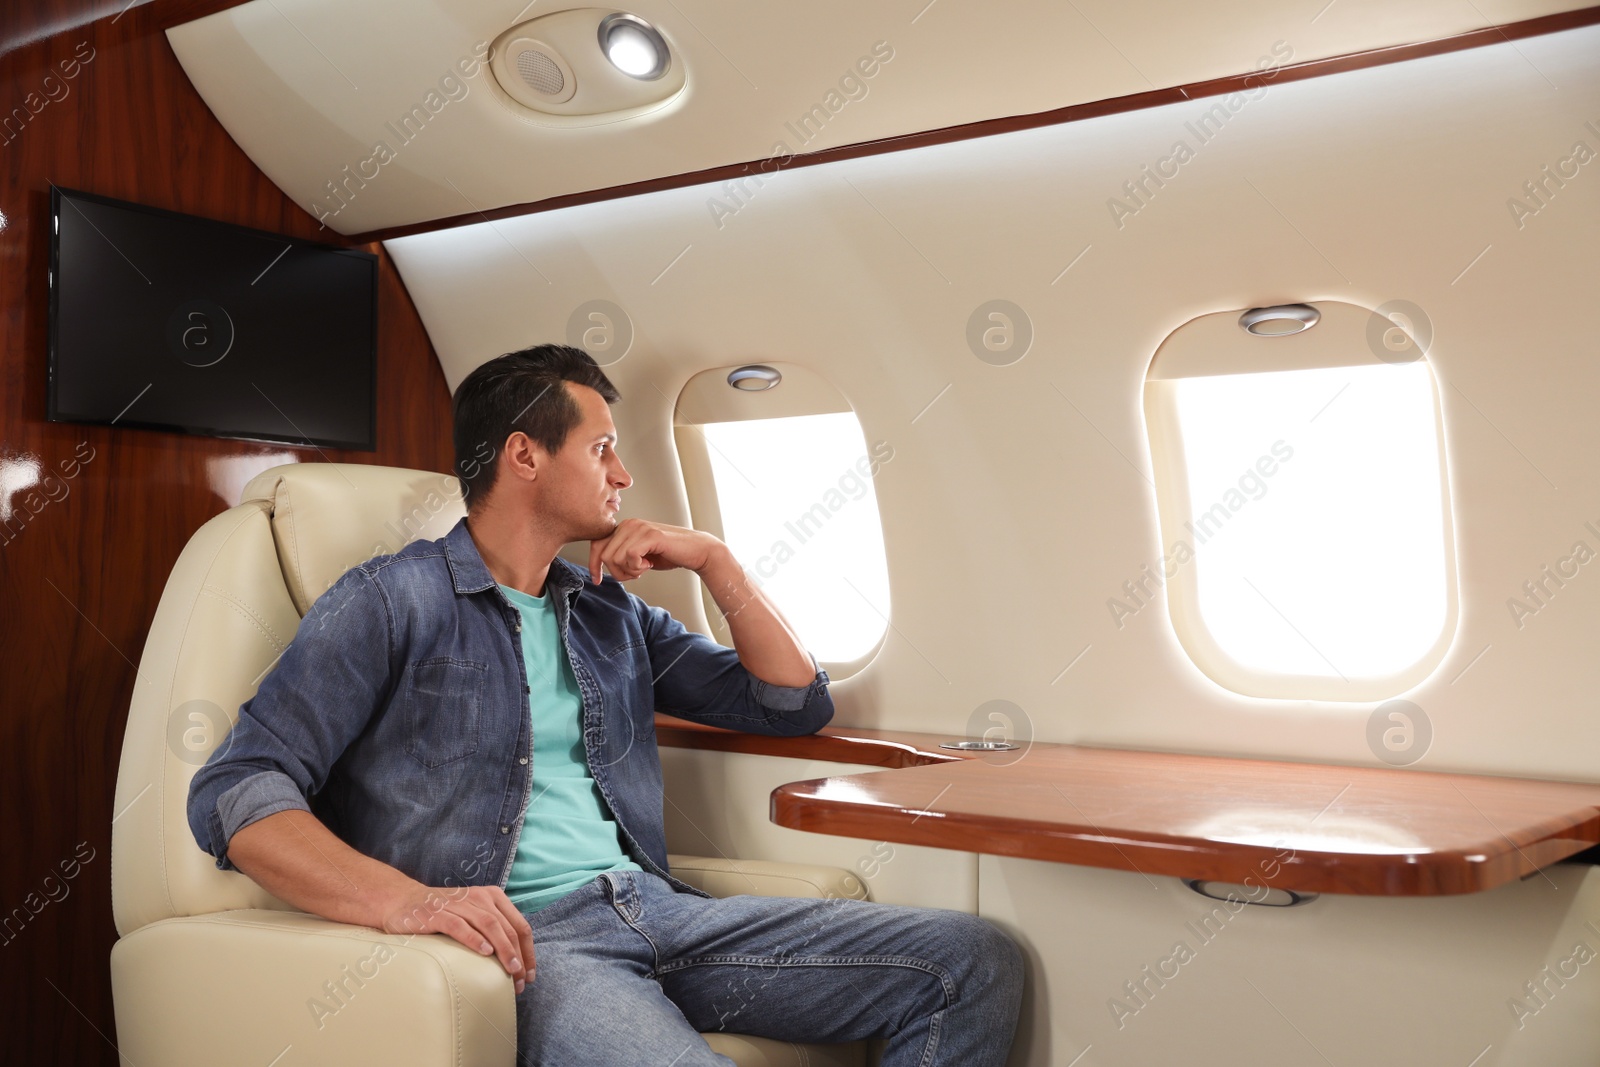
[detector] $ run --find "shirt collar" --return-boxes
[443,517,588,601]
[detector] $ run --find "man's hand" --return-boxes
[588,519,727,585]
[591,519,818,689]
[378,882,536,994]
[228,812,537,994]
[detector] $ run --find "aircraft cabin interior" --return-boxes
[4,0,1599,1064]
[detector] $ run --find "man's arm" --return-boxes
[693,542,816,688]
[227,809,535,993]
[186,565,394,873]
[593,518,833,733]
[595,518,825,684]
[185,566,534,989]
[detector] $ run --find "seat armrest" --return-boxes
[110,910,515,1067]
[668,854,870,901]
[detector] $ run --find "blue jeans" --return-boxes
[514,869,1024,1066]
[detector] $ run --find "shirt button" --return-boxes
[524,684,531,694]
[515,623,522,633]
[499,826,510,834]
[518,757,529,765]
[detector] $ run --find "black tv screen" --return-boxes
[48,186,377,451]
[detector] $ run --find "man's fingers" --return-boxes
[448,896,522,981]
[598,532,625,582]
[397,890,532,993]
[488,891,537,984]
[601,528,656,582]
[434,910,495,960]
[591,521,702,584]
[594,522,700,583]
[593,525,641,583]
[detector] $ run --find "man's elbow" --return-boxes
[768,688,834,736]
[185,778,230,871]
[747,663,834,735]
[795,693,835,735]
[186,765,308,873]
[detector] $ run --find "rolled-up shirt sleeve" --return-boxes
[187,566,394,872]
[630,591,833,735]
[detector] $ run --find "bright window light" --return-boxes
[699,412,890,663]
[1171,362,1449,682]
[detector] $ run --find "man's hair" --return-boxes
[451,343,621,511]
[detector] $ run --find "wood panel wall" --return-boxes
[0,5,456,1062]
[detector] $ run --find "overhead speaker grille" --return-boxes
[515,48,565,96]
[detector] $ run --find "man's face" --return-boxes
[527,382,631,542]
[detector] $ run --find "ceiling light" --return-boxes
[1239,303,1321,336]
[727,365,781,391]
[489,10,685,119]
[598,13,669,80]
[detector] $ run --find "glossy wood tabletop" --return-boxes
[763,742,1600,896]
[654,713,981,768]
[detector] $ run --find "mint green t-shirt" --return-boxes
[498,582,640,914]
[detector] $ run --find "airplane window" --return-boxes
[1144,304,1458,701]
[695,411,890,664]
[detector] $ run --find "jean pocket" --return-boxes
[601,870,643,923]
[401,657,487,768]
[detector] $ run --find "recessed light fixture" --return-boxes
[1239,303,1321,336]
[489,10,685,121]
[727,365,781,391]
[598,13,670,80]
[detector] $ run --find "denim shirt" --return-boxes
[187,516,834,901]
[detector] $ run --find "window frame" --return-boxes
[1142,301,1460,702]
[673,364,891,680]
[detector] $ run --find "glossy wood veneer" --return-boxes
[0,11,456,1065]
[767,743,1600,896]
[654,713,982,768]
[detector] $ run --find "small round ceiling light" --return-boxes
[727,365,781,391]
[598,13,670,80]
[1239,303,1321,336]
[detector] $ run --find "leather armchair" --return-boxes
[109,462,867,1067]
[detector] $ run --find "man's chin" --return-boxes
[580,516,619,541]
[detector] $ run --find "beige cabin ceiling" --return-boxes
[166,0,1593,235]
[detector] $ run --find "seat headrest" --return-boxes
[238,463,466,615]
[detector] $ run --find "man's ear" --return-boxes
[502,431,541,486]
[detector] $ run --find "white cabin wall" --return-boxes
[388,25,1600,781]
[983,857,1600,1067]
[381,24,1600,1067]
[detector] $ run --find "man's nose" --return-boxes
[611,456,632,489]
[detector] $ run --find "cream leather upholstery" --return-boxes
[109,461,869,1067]
[666,855,869,903]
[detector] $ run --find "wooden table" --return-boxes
[768,743,1600,895]
[650,717,1600,896]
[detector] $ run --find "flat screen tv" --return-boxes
[48,186,377,451]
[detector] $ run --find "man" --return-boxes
[188,343,1023,1065]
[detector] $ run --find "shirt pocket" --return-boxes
[400,657,487,769]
